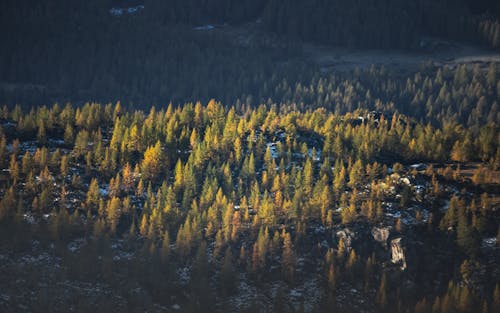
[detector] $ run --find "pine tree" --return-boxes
[456,209,477,255]
[86,178,100,210]
[346,249,358,272]
[327,264,336,294]
[64,124,74,145]
[161,230,170,263]
[492,284,500,313]
[60,155,69,177]
[348,159,364,188]
[21,151,33,175]
[122,162,134,191]
[376,273,388,309]
[8,154,19,183]
[37,121,47,145]
[281,232,296,283]
[341,192,357,224]
[0,135,6,168]
[415,298,430,313]
[141,141,162,180]
[333,162,346,195]
[220,247,236,294]
[106,197,121,233]
[0,186,16,220]
[74,130,89,158]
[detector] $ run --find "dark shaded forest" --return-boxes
[1,0,500,109]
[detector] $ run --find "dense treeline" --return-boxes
[0,101,499,312]
[1,1,499,122]
[263,63,500,129]
[6,0,493,49]
[1,18,498,129]
[262,0,500,49]
[0,0,307,108]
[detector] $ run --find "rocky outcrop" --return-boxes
[371,227,391,247]
[336,228,356,252]
[391,238,407,270]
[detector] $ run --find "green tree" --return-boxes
[8,154,19,183]
[161,230,170,263]
[141,141,162,180]
[348,159,364,188]
[376,273,388,309]
[106,197,121,233]
[491,283,500,313]
[74,130,89,158]
[86,178,100,211]
[281,232,296,283]
[220,247,236,294]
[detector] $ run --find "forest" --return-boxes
[1,0,500,107]
[0,99,499,312]
[0,1,499,313]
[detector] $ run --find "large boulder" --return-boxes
[336,228,356,252]
[371,227,391,247]
[391,237,407,270]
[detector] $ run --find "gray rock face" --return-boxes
[391,238,407,270]
[371,227,391,246]
[336,228,356,252]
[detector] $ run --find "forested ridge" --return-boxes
[0,101,499,312]
[1,1,499,126]
[1,1,500,312]
[2,0,499,49]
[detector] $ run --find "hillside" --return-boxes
[0,2,499,313]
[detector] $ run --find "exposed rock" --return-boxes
[482,237,497,248]
[371,227,391,247]
[391,238,407,270]
[336,228,356,252]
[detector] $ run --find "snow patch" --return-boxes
[266,142,279,159]
[110,5,144,16]
[482,237,497,248]
[177,266,191,285]
[23,213,36,225]
[171,304,181,310]
[193,25,215,31]
[67,238,87,253]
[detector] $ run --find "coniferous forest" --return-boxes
[0,1,499,313]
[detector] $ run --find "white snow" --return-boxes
[193,25,215,31]
[415,185,425,194]
[23,213,36,225]
[410,163,427,170]
[290,289,302,298]
[228,275,258,310]
[110,5,144,16]
[67,238,87,253]
[0,294,10,301]
[308,148,321,161]
[482,237,497,248]
[441,200,450,212]
[177,266,191,285]
[113,252,134,261]
[266,142,279,159]
[20,252,51,264]
[48,139,65,145]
